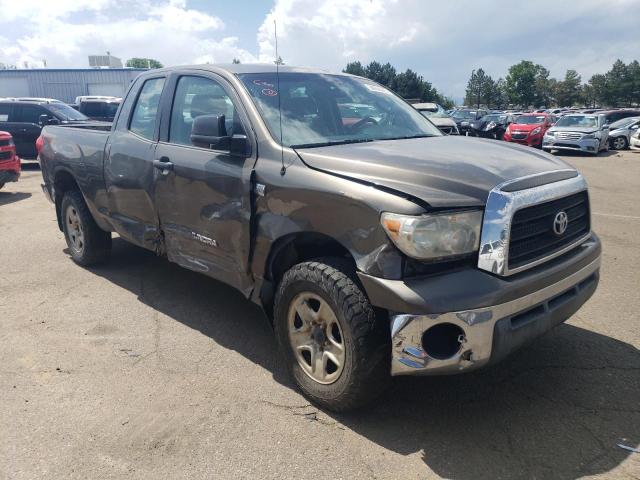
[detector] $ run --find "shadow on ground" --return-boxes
[0,191,32,206]
[89,238,639,480]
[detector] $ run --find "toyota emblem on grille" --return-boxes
[553,211,568,236]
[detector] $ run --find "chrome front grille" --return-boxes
[556,132,582,140]
[478,171,591,276]
[508,191,590,270]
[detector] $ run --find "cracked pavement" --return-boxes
[1,151,639,479]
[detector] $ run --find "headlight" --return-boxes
[545,131,555,137]
[381,211,482,260]
[531,127,542,135]
[583,133,596,139]
[484,122,496,131]
[461,121,469,126]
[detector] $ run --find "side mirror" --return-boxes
[39,114,59,126]
[190,114,229,149]
[630,124,639,130]
[602,123,610,129]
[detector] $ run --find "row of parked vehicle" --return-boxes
[417,103,640,155]
[0,96,120,158]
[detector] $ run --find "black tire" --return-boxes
[61,190,111,266]
[611,136,627,150]
[274,259,390,412]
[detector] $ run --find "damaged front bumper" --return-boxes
[358,235,601,376]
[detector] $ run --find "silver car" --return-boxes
[543,114,610,155]
[608,116,640,150]
[414,103,459,135]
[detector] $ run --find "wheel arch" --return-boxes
[256,232,356,319]
[53,168,81,231]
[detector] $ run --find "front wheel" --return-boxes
[274,260,390,412]
[611,136,627,150]
[61,190,112,266]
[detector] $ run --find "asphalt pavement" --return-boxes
[1,152,639,479]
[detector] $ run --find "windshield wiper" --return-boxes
[381,134,435,141]
[291,138,375,149]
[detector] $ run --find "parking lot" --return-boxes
[1,151,639,479]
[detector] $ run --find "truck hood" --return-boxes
[295,136,572,207]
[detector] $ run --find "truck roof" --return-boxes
[147,64,333,76]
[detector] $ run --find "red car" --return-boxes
[0,131,21,190]
[503,113,556,148]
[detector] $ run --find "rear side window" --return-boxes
[82,102,104,116]
[130,78,165,140]
[0,104,11,122]
[16,105,49,124]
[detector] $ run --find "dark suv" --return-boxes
[71,96,121,122]
[601,109,640,125]
[0,99,90,158]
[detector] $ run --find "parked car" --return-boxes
[543,114,609,155]
[0,98,92,158]
[452,108,489,135]
[600,109,640,125]
[630,128,640,151]
[71,96,121,122]
[39,64,601,411]
[469,113,514,139]
[503,113,556,148]
[0,131,20,190]
[413,102,459,134]
[608,116,640,150]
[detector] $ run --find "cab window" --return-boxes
[169,75,239,147]
[129,77,165,140]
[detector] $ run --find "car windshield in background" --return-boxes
[516,115,546,124]
[48,103,89,121]
[453,110,476,119]
[610,117,640,129]
[555,115,598,128]
[238,73,441,148]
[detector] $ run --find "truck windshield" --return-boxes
[238,72,441,148]
[48,103,89,121]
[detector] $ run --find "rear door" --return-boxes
[104,75,167,250]
[153,71,256,294]
[11,104,47,158]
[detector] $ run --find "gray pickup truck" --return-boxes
[39,65,601,411]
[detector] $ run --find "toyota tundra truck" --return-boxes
[38,65,601,411]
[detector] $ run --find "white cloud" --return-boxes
[257,0,640,98]
[0,0,254,68]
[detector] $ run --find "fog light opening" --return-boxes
[421,323,465,360]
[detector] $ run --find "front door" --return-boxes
[154,72,256,295]
[12,104,46,159]
[104,76,166,250]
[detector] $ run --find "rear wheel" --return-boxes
[61,190,111,266]
[274,260,390,412]
[611,136,627,150]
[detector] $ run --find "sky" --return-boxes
[1,0,639,100]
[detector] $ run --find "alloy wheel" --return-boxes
[288,292,345,385]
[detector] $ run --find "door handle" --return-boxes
[153,157,174,172]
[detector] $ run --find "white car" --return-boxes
[630,128,640,151]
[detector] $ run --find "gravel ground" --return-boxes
[1,151,639,480]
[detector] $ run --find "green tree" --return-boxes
[365,61,397,88]
[505,60,539,108]
[343,61,366,76]
[534,66,553,107]
[464,68,487,107]
[556,70,582,107]
[232,58,241,64]
[606,59,629,106]
[624,60,640,106]
[587,74,608,106]
[125,57,163,69]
